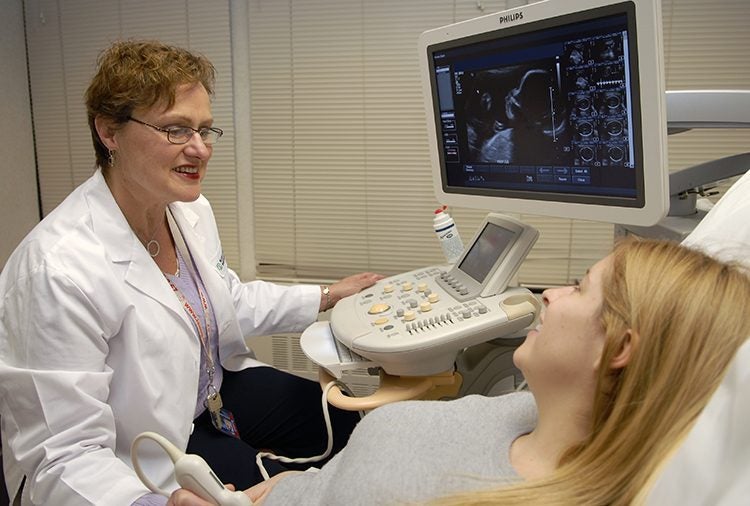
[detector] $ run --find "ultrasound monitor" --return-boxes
[419,0,668,226]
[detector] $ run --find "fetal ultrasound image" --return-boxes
[461,64,569,165]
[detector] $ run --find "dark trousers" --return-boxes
[186,366,359,489]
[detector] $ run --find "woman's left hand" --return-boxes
[324,272,384,311]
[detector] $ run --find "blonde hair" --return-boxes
[84,40,216,170]
[435,238,750,506]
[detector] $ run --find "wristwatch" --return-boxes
[321,285,331,311]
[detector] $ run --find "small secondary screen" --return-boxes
[428,3,644,207]
[458,222,517,283]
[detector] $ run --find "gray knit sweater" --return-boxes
[264,391,536,505]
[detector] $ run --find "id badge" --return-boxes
[212,407,241,439]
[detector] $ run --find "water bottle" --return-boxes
[433,206,464,264]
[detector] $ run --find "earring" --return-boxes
[108,149,116,168]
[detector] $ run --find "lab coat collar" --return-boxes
[83,170,191,328]
[83,170,237,350]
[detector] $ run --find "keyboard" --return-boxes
[300,321,377,379]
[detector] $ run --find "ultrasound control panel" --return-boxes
[328,213,540,376]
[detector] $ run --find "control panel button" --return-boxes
[401,282,413,291]
[374,317,389,325]
[417,282,428,292]
[419,301,432,312]
[478,306,488,314]
[408,300,418,309]
[461,309,472,318]
[427,293,439,303]
[383,284,394,293]
[396,308,405,317]
[368,303,391,315]
[403,310,416,321]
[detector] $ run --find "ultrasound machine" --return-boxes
[300,0,750,409]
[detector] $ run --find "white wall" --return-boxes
[0,0,39,269]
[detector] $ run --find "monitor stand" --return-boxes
[618,90,750,241]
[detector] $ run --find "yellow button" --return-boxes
[417,282,428,292]
[419,302,432,312]
[383,284,394,293]
[368,303,391,315]
[402,282,413,291]
[403,310,416,321]
[428,293,439,303]
[374,317,389,325]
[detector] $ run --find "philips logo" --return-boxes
[499,11,523,24]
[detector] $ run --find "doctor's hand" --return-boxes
[321,272,384,312]
[167,484,242,506]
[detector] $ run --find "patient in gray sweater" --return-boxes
[263,392,536,505]
[172,239,748,505]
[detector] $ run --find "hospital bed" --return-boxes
[645,339,750,506]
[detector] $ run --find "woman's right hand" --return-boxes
[166,471,300,506]
[166,483,240,506]
[167,488,216,506]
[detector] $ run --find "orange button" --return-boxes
[368,303,391,315]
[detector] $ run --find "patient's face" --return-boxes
[514,255,611,392]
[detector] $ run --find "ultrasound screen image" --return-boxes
[429,9,641,203]
[461,64,570,166]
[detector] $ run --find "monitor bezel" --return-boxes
[419,0,668,226]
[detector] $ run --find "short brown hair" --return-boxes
[84,40,216,169]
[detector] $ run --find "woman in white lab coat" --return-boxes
[0,40,380,505]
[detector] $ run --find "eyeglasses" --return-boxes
[127,116,224,145]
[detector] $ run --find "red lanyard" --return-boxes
[166,277,214,377]
[165,209,218,404]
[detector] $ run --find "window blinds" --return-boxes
[24,0,239,263]
[246,0,750,286]
[27,0,750,287]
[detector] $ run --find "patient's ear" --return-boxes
[610,329,638,369]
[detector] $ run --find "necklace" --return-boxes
[145,239,161,257]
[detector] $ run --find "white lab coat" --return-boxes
[0,170,320,505]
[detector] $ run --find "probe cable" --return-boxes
[255,379,360,480]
